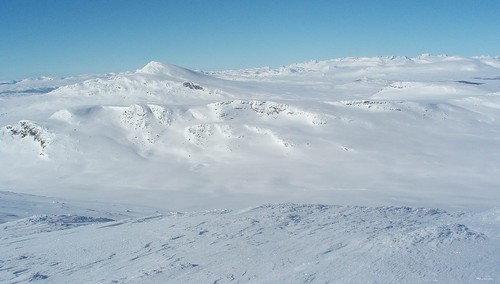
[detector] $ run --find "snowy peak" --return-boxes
[1,55,500,212]
[46,61,225,102]
[136,61,178,74]
[136,61,207,81]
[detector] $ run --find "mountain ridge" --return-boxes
[0,55,499,211]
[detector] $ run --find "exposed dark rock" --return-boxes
[183,82,203,90]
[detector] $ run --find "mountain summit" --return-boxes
[136,61,206,81]
[0,55,499,211]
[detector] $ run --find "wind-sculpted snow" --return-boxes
[1,215,114,238]
[0,191,166,225]
[0,199,498,283]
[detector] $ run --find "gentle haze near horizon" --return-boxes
[1,0,499,80]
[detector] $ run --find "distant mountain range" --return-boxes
[1,55,499,211]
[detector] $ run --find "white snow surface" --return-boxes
[1,55,500,282]
[1,191,499,283]
[1,55,499,211]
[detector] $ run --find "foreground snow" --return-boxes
[1,192,499,283]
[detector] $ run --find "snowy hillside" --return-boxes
[1,55,499,211]
[0,55,499,282]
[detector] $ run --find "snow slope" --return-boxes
[1,55,499,211]
[1,55,500,283]
[1,192,499,283]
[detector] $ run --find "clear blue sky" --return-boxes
[1,0,499,80]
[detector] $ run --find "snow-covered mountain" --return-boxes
[1,55,500,282]
[1,55,499,211]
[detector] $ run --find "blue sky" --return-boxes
[1,0,499,80]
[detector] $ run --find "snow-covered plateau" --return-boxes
[1,55,499,283]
